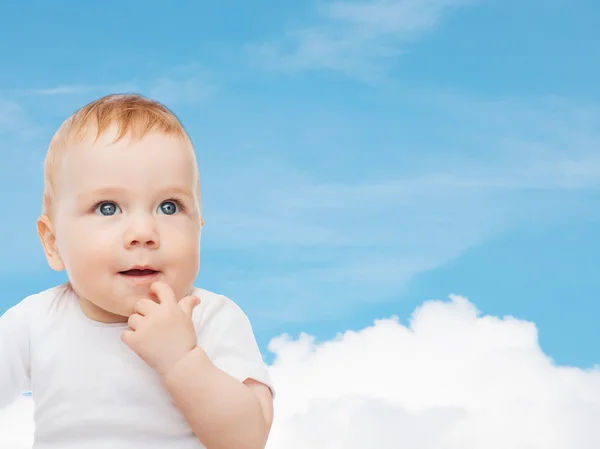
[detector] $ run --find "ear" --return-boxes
[37,214,65,271]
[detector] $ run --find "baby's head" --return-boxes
[38,94,203,323]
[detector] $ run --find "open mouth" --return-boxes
[118,268,160,285]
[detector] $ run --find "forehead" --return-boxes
[57,129,197,193]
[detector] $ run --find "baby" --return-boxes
[0,94,274,449]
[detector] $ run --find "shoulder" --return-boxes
[189,287,274,395]
[191,287,251,327]
[189,287,259,350]
[1,284,72,325]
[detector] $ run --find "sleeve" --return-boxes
[0,303,31,408]
[195,296,275,397]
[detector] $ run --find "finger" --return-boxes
[121,329,135,345]
[127,313,143,330]
[179,295,200,317]
[149,281,177,305]
[133,298,159,316]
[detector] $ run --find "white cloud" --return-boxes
[246,0,473,79]
[266,295,600,448]
[3,295,599,448]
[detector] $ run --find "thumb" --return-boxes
[179,295,200,317]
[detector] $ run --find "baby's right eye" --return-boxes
[94,202,121,216]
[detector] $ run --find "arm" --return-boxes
[0,303,31,408]
[162,295,274,449]
[161,347,273,449]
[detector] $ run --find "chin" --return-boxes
[101,294,137,317]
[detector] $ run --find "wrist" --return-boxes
[161,346,211,381]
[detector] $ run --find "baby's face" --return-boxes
[51,128,202,322]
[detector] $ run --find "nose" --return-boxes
[123,215,160,250]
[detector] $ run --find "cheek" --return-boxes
[168,221,200,251]
[175,232,200,268]
[58,223,115,271]
[167,224,201,279]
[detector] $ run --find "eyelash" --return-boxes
[88,197,187,214]
[163,197,187,213]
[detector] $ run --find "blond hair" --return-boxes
[42,93,200,219]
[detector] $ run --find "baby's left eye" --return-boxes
[157,200,180,215]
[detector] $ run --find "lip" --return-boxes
[123,265,158,272]
[118,266,161,285]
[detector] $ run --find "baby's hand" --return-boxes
[121,281,200,375]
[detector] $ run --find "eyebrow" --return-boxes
[77,186,194,203]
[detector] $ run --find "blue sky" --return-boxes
[0,0,599,374]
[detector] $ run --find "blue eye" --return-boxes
[158,200,180,215]
[95,202,121,216]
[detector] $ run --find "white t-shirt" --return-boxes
[0,284,273,449]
